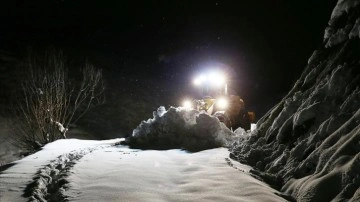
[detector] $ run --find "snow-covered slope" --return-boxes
[231,0,360,201]
[0,139,288,202]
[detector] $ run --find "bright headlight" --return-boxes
[209,73,225,87]
[193,78,202,86]
[193,74,206,86]
[182,100,192,109]
[217,75,225,85]
[193,71,226,87]
[216,98,228,109]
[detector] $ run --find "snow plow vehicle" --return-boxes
[183,71,255,131]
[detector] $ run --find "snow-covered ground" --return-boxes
[0,138,288,202]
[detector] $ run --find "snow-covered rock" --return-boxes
[231,0,360,201]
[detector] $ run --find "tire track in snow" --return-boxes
[23,146,104,202]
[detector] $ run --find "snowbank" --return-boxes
[231,0,360,201]
[125,106,234,151]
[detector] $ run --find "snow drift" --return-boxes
[124,106,234,151]
[231,0,360,201]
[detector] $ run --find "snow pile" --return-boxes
[125,106,234,151]
[231,1,360,201]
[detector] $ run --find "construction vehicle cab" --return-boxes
[183,71,255,131]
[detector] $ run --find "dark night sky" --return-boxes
[0,0,337,117]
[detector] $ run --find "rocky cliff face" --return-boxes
[231,1,360,201]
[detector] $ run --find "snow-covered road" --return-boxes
[0,139,287,202]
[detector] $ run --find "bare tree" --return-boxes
[12,49,104,152]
